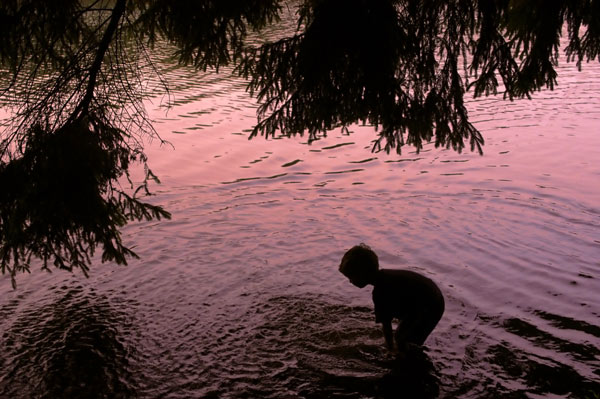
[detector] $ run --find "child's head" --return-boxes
[339,243,379,288]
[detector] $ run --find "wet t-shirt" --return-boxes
[372,269,444,324]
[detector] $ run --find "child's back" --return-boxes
[373,269,445,346]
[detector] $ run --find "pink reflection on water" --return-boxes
[0,37,599,399]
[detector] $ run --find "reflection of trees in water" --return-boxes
[441,312,600,399]
[0,287,136,398]
[490,317,600,399]
[484,343,598,399]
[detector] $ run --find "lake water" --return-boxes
[1,21,600,399]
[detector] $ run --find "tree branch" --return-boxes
[72,0,127,121]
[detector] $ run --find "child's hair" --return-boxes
[339,243,379,276]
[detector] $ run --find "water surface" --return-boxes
[1,26,599,399]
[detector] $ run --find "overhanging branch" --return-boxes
[71,0,127,122]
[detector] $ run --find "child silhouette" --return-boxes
[339,244,445,352]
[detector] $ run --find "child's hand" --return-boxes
[382,321,394,351]
[386,340,396,353]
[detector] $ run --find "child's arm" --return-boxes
[381,321,394,350]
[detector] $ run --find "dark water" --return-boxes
[1,16,600,399]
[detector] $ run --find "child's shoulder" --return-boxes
[379,268,426,279]
[376,268,443,299]
[377,268,437,286]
